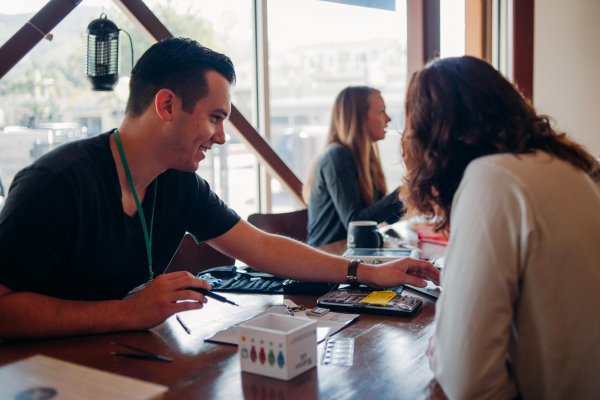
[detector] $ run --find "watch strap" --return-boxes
[346,259,361,287]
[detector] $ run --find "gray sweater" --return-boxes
[307,143,404,247]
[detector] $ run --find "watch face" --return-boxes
[346,276,359,287]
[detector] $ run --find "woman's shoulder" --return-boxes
[313,143,356,176]
[321,142,352,161]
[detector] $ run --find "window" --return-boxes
[1,1,467,217]
[440,0,466,57]
[0,0,260,218]
[0,1,150,193]
[144,0,258,218]
[266,0,408,211]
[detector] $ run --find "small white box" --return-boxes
[238,313,317,380]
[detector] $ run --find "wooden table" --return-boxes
[0,242,447,399]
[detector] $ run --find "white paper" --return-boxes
[0,355,167,400]
[204,305,358,345]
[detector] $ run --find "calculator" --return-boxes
[316,286,422,316]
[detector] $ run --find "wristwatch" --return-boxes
[346,259,362,287]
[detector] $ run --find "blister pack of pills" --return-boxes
[321,338,354,367]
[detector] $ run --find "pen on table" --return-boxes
[186,287,240,307]
[110,352,173,362]
[176,314,191,334]
[109,341,173,362]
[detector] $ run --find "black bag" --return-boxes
[197,266,338,295]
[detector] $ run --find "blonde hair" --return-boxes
[303,86,387,204]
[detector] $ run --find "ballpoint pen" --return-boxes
[176,314,191,334]
[185,287,240,306]
[109,341,173,362]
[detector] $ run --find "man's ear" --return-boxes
[154,89,179,121]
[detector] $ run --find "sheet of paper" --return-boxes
[204,305,358,345]
[0,355,167,400]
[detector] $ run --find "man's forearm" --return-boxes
[0,291,131,339]
[210,220,439,289]
[245,233,350,283]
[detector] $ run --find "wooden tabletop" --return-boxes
[0,241,447,399]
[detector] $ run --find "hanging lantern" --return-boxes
[86,13,119,91]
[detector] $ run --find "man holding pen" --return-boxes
[0,38,438,339]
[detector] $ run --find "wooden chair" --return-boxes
[247,208,308,242]
[167,233,235,274]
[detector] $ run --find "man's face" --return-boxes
[167,70,232,172]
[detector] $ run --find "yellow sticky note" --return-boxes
[359,290,397,305]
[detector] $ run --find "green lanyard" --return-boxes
[113,128,157,280]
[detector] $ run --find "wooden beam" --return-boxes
[465,0,484,59]
[407,0,440,77]
[112,0,171,42]
[407,0,425,76]
[229,107,304,205]
[0,0,82,80]
[513,0,534,101]
[423,0,440,62]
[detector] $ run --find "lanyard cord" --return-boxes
[113,128,157,280]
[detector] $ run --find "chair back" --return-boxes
[247,208,308,242]
[167,233,235,274]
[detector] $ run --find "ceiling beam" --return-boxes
[0,0,82,80]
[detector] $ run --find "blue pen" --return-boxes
[186,287,240,306]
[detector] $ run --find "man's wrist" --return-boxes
[346,259,362,287]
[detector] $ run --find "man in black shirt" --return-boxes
[0,38,439,338]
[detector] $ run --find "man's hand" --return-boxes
[122,271,212,330]
[358,258,440,288]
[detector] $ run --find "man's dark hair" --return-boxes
[126,37,236,116]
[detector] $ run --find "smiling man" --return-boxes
[0,38,439,339]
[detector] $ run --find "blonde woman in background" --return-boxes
[304,86,404,247]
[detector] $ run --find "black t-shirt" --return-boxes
[0,132,240,300]
[307,143,404,247]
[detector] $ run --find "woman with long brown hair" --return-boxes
[304,86,404,247]
[402,56,600,399]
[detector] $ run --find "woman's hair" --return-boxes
[402,55,595,232]
[303,86,387,204]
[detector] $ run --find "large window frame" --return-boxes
[0,0,451,212]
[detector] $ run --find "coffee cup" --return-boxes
[347,221,383,248]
